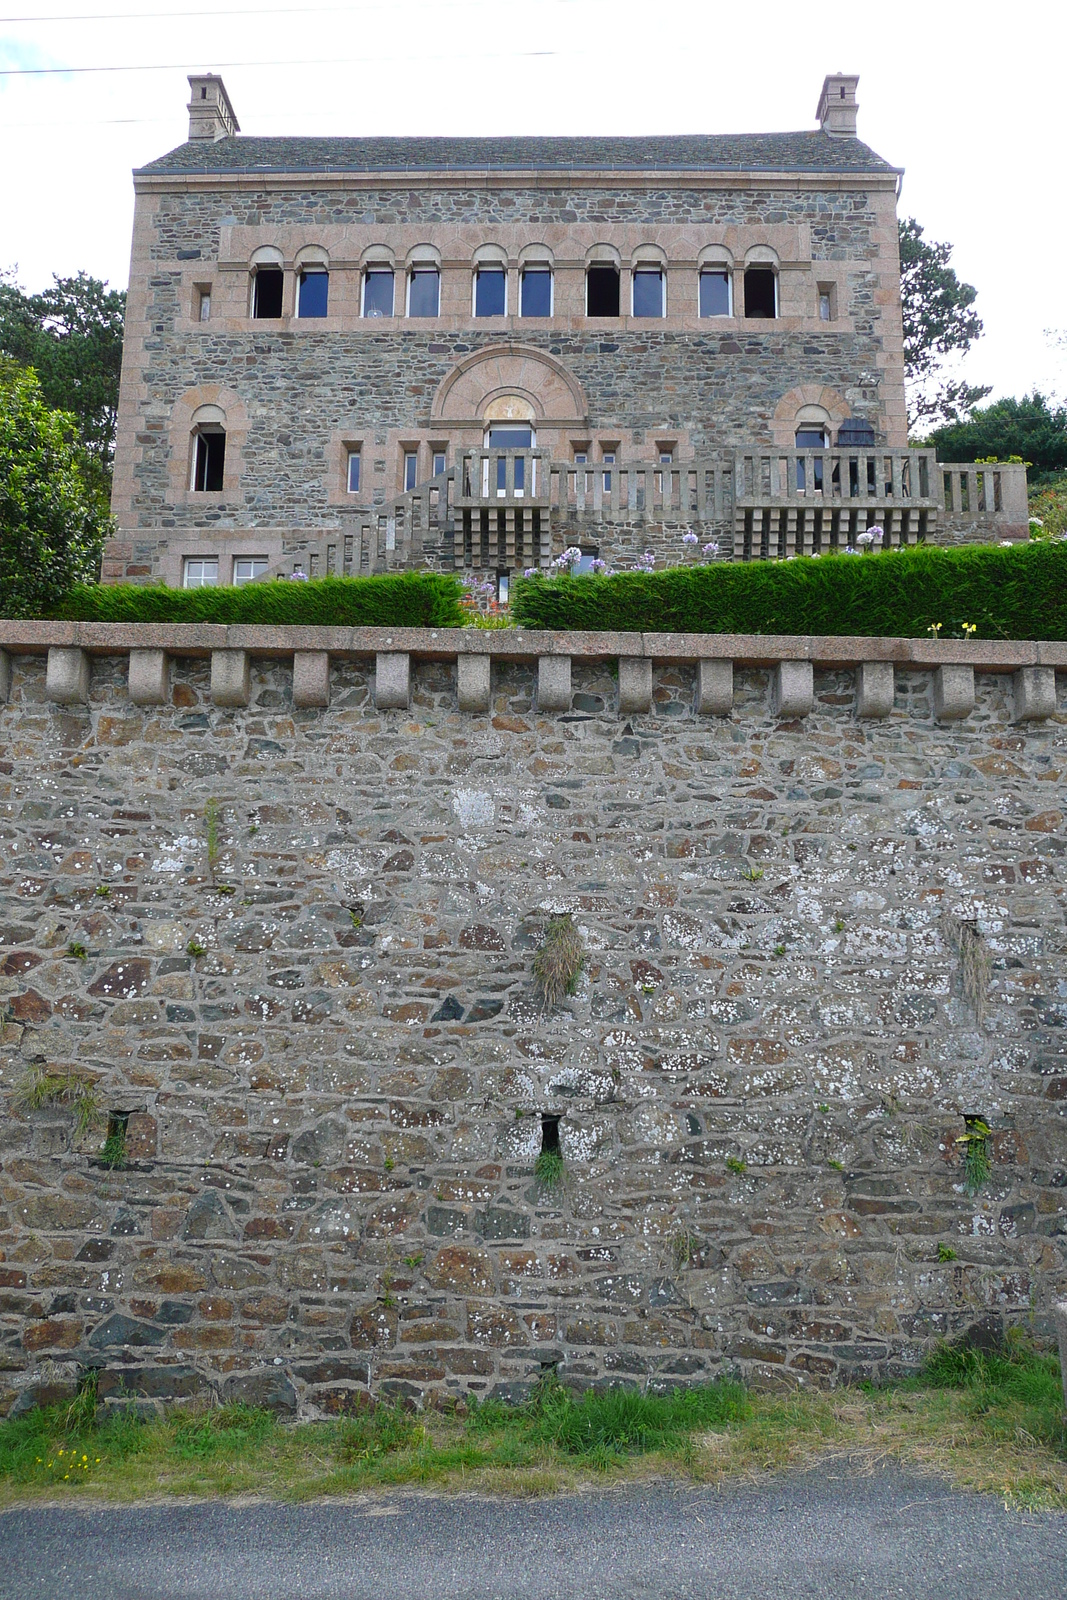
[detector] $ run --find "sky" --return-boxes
[0,0,1063,408]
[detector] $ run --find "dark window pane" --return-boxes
[347,452,361,492]
[520,267,552,317]
[474,267,506,317]
[632,268,664,318]
[252,268,283,318]
[194,431,225,492]
[487,425,532,448]
[744,267,777,318]
[587,265,619,317]
[363,269,394,317]
[699,269,730,317]
[795,429,827,449]
[298,269,329,318]
[408,268,439,317]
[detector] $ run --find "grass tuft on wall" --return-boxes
[52,572,466,629]
[510,542,1067,639]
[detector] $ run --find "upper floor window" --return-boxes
[818,283,835,321]
[744,266,777,319]
[233,557,267,586]
[602,450,616,492]
[408,266,440,317]
[196,286,212,322]
[587,264,620,317]
[404,451,418,491]
[699,268,731,317]
[520,266,552,317]
[251,266,283,319]
[363,268,394,317]
[432,450,447,477]
[191,426,225,492]
[474,266,506,317]
[632,268,665,318]
[297,267,329,318]
[347,449,362,493]
[183,557,218,588]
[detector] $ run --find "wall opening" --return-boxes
[540,1112,561,1154]
[587,265,620,317]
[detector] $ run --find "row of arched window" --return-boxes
[210,243,825,323]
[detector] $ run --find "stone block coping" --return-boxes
[0,624,1063,722]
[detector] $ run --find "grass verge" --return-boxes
[52,572,465,628]
[510,540,1067,639]
[1,1341,1063,1509]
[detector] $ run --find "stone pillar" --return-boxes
[127,649,170,706]
[457,654,491,713]
[1013,667,1056,723]
[617,656,652,714]
[211,649,250,708]
[773,660,813,718]
[375,651,410,710]
[293,651,330,709]
[695,659,733,715]
[0,650,10,705]
[46,647,89,705]
[933,665,974,722]
[537,655,571,712]
[855,661,895,719]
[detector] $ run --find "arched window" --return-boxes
[407,247,441,318]
[473,244,507,317]
[744,251,778,319]
[190,404,226,492]
[631,248,666,318]
[698,249,733,317]
[795,406,830,491]
[249,247,284,319]
[296,249,329,318]
[362,249,395,317]
[519,249,552,317]
[586,249,621,317]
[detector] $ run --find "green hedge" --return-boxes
[53,572,465,628]
[510,542,1067,639]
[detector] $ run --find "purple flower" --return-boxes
[682,531,699,545]
[289,569,309,581]
[702,542,719,557]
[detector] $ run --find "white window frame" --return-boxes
[296,266,329,319]
[601,450,616,493]
[698,267,732,318]
[183,557,219,589]
[346,449,362,494]
[404,452,418,492]
[361,267,395,318]
[631,266,665,318]
[232,556,268,586]
[743,264,779,319]
[519,265,553,318]
[432,450,447,478]
[473,265,507,318]
[406,266,440,318]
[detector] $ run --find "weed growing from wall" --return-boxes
[957,1117,992,1194]
[13,1066,99,1140]
[944,916,992,1020]
[532,914,585,1010]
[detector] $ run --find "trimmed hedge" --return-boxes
[53,572,466,628]
[510,542,1067,639]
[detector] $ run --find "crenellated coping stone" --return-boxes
[537,655,571,712]
[933,664,975,723]
[293,650,330,709]
[1013,666,1056,723]
[618,656,652,714]
[457,654,491,713]
[695,658,733,715]
[773,659,813,718]
[0,649,10,705]
[128,649,170,706]
[211,649,251,708]
[46,647,89,706]
[375,651,410,710]
[855,660,895,719]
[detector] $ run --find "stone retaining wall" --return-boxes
[0,626,1064,1419]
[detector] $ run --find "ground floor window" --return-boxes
[233,557,268,586]
[183,558,218,588]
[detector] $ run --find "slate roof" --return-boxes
[137,131,897,178]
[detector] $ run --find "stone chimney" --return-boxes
[816,73,859,138]
[187,74,240,141]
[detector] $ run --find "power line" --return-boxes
[0,49,558,75]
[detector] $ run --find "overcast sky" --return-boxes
[1,0,1063,410]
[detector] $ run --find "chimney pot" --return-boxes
[816,73,859,138]
[186,73,239,142]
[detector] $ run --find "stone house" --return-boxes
[106,72,1027,594]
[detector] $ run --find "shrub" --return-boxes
[0,367,110,617]
[51,571,465,628]
[511,542,1067,640]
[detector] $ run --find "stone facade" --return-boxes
[110,71,1008,589]
[0,627,1064,1417]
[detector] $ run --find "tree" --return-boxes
[899,218,990,432]
[0,368,111,618]
[0,270,125,492]
[925,393,1067,483]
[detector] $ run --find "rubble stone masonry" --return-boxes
[0,637,1064,1418]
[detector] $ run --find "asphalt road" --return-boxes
[2,1466,1064,1600]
